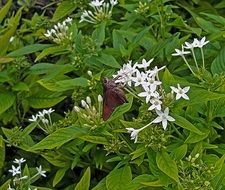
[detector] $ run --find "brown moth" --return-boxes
[102,77,127,121]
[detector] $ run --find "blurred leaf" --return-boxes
[92,22,106,47]
[211,46,225,74]
[29,126,88,151]
[8,44,53,57]
[156,151,179,183]
[12,82,29,91]
[53,168,68,187]
[185,130,209,144]
[106,166,132,190]
[27,91,66,108]
[35,45,69,62]
[0,136,5,172]
[52,0,77,21]
[0,0,12,23]
[79,135,108,145]
[0,56,14,64]
[75,167,91,190]
[0,92,16,115]
[0,8,22,55]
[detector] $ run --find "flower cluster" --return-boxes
[172,36,209,75]
[44,17,72,44]
[80,0,118,24]
[8,158,46,190]
[113,59,190,143]
[74,95,103,128]
[28,108,55,134]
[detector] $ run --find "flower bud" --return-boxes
[98,95,103,102]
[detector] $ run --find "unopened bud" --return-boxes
[86,96,91,105]
[87,70,92,77]
[74,106,80,112]
[98,95,103,102]
[81,100,87,108]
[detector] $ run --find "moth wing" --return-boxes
[103,88,127,121]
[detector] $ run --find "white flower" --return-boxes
[110,0,118,6]
[152,107,175,130]
[137,58,154,69]
[170,84,190,100]
[172,46,191,57]
[146,66,166,78]
[13,158,26,165]
[28,115,38,122]
[126,128,141,143]
[36,165,46,177]
[86,96,92,105]
[148,98,162,111]
[9,165,21,176]
[74,106,80,112]
[131,70,148,87]
[113,61,137,86]
[90,0,104,7]
[183,41,198,49]
[146,75,161,90]
[194,36,209,48]
[138,85,158,103]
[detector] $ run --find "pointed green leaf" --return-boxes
[173,114,203,135]
[29,126,88,151]
[0,92,16,115]
[75,167,91,190]
[53,168,68,187]
[106,166,132,190]
[0,0,12,23]
[156,151,179,183]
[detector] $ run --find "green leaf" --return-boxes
[86,53,121,69]
[79,135,108,145]
[29,126,88,151]
[185,130,209,144]
[107,95,133,122]
[27,91,66,108]
[8,44,53,57]
[0,92,16,115]
[0,8,21,55]
[52,0,77,21]
[173,114,203,135]
[53,168,68,187]
[92,22,106,47]
[35,45,69,62]
[106,166,132,190]
[0,136,5,171]
[214,154,225,175]
[0,0,12,23]
[211,46,225,74]
[171,144,188,160]
[0,56,14,64]
[12,82,29,91]
[29,63,74,75]
[92,178,107,190]
[156,151,179,183]
[75,167,91,190]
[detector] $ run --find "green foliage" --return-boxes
[1,0,225,189]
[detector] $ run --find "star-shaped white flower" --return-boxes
[172,46,190,57]
[9,165,21,176]
[193,36,209,48]
[89,0,104,7]
[138,85,158,103]
[36,165,47,177]
[170,84,190,100]
[148,98,162,111]
[152,107,175,130]
[13,158,26,165]
[136,58,154,69]
[126,128,142,143]
[131,70,148,87]
[28,115,38,122]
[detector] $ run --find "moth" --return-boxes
[102,77,127,121]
